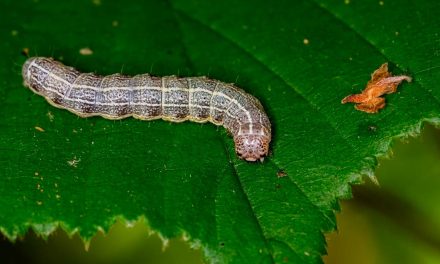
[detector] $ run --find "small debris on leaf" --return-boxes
[34,126,45,132]
[46,111,54,122]
[341,63,411,113]
[79,47,93,55]
[277,169,288,178]
[22,47,30,57]
[67,156,81,167]
[368,125,377,132]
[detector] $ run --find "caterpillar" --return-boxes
[22,57,271,162]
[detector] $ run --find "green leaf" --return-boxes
[0,0,438,263]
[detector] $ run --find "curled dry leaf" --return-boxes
[341,63,412,113]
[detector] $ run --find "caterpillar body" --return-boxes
[22,57,271,161]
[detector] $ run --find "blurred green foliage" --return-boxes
[326,124,440,264]
[0,219,203,264]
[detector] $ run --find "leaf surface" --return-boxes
[0,0,438,263]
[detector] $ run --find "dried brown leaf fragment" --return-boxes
[341,63,412,113]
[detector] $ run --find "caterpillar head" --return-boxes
[234,134,270,162]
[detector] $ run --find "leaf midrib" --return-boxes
[169,3,345,260]
[169,3,440,261]
[167,0,277,261]
[171,3,358,202]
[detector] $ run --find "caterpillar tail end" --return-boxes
[22,57,38,87]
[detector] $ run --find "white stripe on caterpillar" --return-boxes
[22,57,271,162]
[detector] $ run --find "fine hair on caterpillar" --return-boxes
[22,57,272,162]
